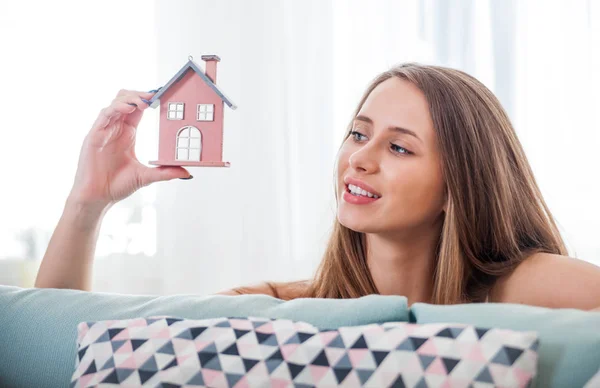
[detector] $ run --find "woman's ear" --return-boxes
[442,191,449,214]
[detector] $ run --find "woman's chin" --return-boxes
[337,212,372,233]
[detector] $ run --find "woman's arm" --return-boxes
[215,280,312,300]
[34,199,109,291]
[35,89,190,291]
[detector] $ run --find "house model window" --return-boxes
[176,126,202,161]
[197,104,214,121]
[168,102,184,120]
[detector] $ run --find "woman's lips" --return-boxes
[342,185,381,205]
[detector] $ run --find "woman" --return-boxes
[35,63,600,310]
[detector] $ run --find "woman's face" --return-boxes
[337,77,446,236]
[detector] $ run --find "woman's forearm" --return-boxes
[34,197,110,291]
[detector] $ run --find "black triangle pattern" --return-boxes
[297,332,315,343]
[222,343,240,356]
[442,357,461,373]
[108,328,125,340]
[73,317,537,387]
[504,346,525,365]
[435,327,455,338]
[288,362,305,379]
[78,345,89,361]
[190,326,207,339]
[131,339,147,352]
[311,350,330,367]
[198,351,218,367]
[101,369,119,384]
[475,327,489,339]
[409,337,428,350]
[351,335,368,349]
[233,329,251,339]
[256,332,273,344]
[242,358,260,372]
[390,374,407,388]
[82,361,96,376]
[333,367,352,384]
[162,358,178,370]
[166,317,183,326]
[372,350,389,366]
[139,369,156,384]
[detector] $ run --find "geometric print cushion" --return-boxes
[71,316,539,388]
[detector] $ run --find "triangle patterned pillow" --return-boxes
[71,316,539,387]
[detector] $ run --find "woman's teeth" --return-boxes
[348,184,379,199]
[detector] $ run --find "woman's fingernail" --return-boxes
[142,99,151,105]
[127,102,138,107]
[179,175,193,180]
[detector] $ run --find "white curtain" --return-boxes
[0,0,598,294]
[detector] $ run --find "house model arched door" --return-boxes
[176,126,202,161]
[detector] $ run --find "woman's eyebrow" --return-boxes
[354,115,422,143]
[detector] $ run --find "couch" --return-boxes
[1,285,599,387]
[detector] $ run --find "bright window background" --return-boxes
[0,0,598,294]
[0,0,160,290]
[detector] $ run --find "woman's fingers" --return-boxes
[116,89,156,100]
[116,93,151,110]
[91,92,154,131]
[117,90,156,128]
[139,166,192,187]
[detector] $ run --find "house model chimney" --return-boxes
[201,54,220,83]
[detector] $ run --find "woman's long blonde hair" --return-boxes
[299,63,568,304]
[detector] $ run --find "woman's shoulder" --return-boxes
[215,279,312,300]
[489,252,600,310]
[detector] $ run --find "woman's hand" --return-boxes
[69,89,192,211]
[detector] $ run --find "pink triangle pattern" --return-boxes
[280,344,300,361]
[254,322,275,334]
[348,348,370,367]
[417,338,439,356]
[309,365,330,383]
[426,357,448,375]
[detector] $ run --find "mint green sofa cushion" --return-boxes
[410,302,600,388]
[0,285,408,388]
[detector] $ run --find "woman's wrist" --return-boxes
[64,194,113,231]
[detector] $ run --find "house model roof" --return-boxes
[148,57,237,110]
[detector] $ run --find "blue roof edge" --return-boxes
[148,59,237,110]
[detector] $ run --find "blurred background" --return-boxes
[0,0,598,295]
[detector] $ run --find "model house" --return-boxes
[148,55,237,167]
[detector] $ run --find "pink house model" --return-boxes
[148,55,237,167]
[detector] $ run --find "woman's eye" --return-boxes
[391,143,411,155]
[350,131,367,141]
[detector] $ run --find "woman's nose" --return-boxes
[349,147,379,173]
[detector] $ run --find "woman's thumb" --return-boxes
[141,166,192,186]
